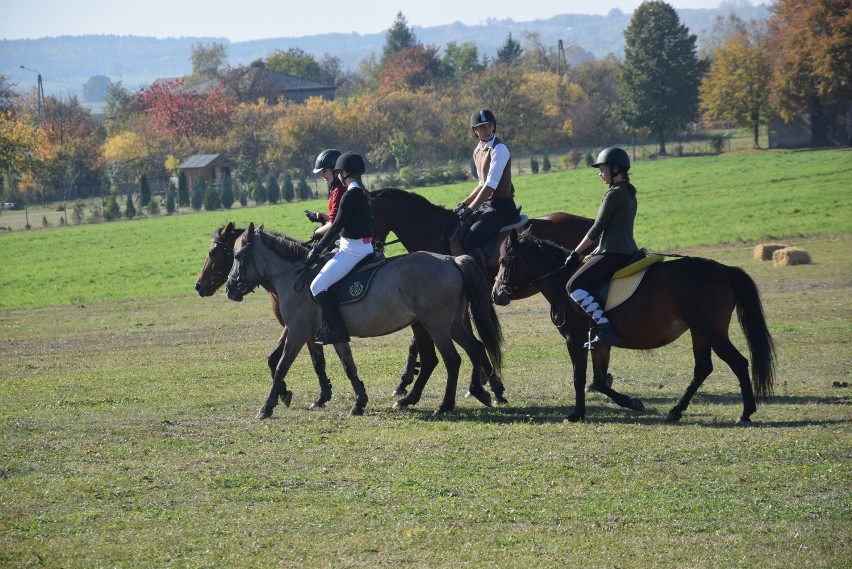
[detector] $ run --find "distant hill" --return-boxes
[2,4,770,99]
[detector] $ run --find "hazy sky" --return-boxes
[2,0,756,41]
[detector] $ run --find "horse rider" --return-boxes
[306,152,374,345]
[305,148,346,241]
[566,146,639,350]
[454,109,517,269]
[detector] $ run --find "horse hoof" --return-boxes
[432,406,452,417]
[631,398,645,412]
[585,384,597,393]
[392,387,408,397]
[348,405,365,417]
[469,387,492,408]
[495,394,509,405]
[256,408,273,420]
[736,416,752,424]
[309,401,325,410]
[664,412,682,422]
[563,413,584,424]
[280,390,293,407]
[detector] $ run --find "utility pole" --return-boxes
[556,40,567,77]
[19,65,45,124]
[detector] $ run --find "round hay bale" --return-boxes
[773,247,811,267]
[754,242,788,261]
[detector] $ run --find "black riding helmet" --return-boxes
[334,151,366,176]
[470,109,497,131]
[591,146,630,171]
[313,148,342,173]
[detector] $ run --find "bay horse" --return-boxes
[369,188,596,397]
[492,228,776,424]
[225,223,503,418]
[196,222,339,409]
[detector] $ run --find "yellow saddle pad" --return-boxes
[605,254,665,311]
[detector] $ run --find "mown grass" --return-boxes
[1,148,850,311]
[0,150,850,567]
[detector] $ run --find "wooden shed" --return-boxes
[178,154,234,191]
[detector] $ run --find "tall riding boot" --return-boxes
[570,289,620,350]
[471,247,488,271]
[314,291,350,345]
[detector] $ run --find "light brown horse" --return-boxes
[226,223,503,418]
[492,228,776,423]
[195,222,340,409]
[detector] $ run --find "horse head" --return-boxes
[226,222,260,302]
[492,228,575,306]
[196,222,244,297]
[492,228,523,306]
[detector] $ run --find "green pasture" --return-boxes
[0,149,850,567]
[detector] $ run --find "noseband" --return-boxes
[495,240,571,297]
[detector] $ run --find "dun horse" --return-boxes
[225,223,503,418]
[370,188,596,396]
[492,228,776,423]
[196,222,340,409]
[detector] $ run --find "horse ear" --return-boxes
[226,221,235,232]
[510,228,519,242]
[248,222,255,235]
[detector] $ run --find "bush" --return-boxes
[542,153,552,172]
[530,157,540,174]
[72,201,86,224]
[103,193,121,221]
[88,205,103,223]
[42,215,50,228]
[165,183,176,215]
[191,179,206,210]
[203,181,221,211]
[177,171,190,206]
[710,134,726,154]
[267,174,281,204]
[296,174,311,201]
[239,190,248,207]
[220,176,234,209]
[125,192,137,219]
[253,176,266,205]
[147,198,160,215]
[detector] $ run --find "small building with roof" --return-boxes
[178,154,234,191]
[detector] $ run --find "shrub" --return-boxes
[220,176,234,209]
[147,198,160,215]
[542,153,552,172]
[165,183,176,215]
[296,174,311,201]
[177,171,189,206]
[124,192,137,219]
[267,174,281,204]
[530,157,540,174]
[72,201,86,224]
[191,179,206,210]
[103,193,121,221]
[42,215,50,227]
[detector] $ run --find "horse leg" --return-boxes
[592,347,644,413]
[709,334,755,423]
[431,334,463,415]
[306,341,333,409]
[664,333,714,422]
[480,355,508,404]
[565,336,589,422]
[331,342,369,417]
[587,348,614,393]
[258,338,303,419]
[394,323,440,409]
[266,329,291,407]
[451,319,491,408]
[392,334,422,396]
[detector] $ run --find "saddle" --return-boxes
[308,251,387,305]
[451,206,529,267]
[596,253,666,311]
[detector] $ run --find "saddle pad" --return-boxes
[330,263,383,305]
[605,268,649,311]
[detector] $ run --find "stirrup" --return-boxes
[315,326,350,345]
[584,323,619,350]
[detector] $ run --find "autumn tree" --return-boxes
[700,27,772,148]
[440,41,484,84]
[767,0,852,126]
[569,55,625,147]
[620,1,704,155]
[379,45,441,91]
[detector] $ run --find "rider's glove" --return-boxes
[454,203,472,222]
[566,251,581,266]
[305,246,322,265]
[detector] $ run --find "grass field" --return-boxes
[1,149,850,567]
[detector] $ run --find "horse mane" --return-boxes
[517,230,571,259]
[256,228,309,261]
[370,188,451,213]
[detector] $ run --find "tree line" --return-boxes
[0,0,848,221]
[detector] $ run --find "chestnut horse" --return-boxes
[369,188,596,398]
[492,228,776,424]
[226,223,503,418]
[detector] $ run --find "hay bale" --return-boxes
[754,242,787,261]
[773,247,811,267]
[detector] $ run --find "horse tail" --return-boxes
[727,265,776,401]
[455,256,504,376]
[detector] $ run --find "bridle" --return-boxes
[207,237,235,283]
[227,231,258,297]
[495,238,571,297]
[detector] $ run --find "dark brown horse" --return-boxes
[195,222,337,409]
[492,228,776,424]
[369,188,596,397]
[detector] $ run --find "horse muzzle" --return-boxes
[491,285,511,306]
[225,279,246,302]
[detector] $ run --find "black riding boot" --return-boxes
[314,291,350,345]
[471,247,488,271]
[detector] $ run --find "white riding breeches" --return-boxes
[310,236,374,296]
